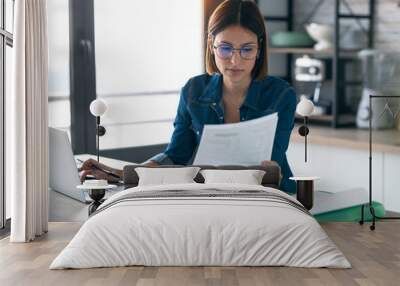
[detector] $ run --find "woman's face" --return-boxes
[212,25,258,84]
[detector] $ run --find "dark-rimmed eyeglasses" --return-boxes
[213,44,258,60]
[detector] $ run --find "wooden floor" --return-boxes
[1,222,400,286]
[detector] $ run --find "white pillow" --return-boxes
[135,167,201,186]
[200,169,266,185]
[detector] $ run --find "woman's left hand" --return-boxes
[260,160,279,168]
[261,160,282,181]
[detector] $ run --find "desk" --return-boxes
[50,155,135,222]
[75,154,134,170]
[50,184,133,221]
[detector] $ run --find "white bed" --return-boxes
[50,183,351,269]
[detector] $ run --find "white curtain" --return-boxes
[8,0,49,242]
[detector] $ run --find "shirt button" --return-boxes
[241,117,244,121]
[219,116,223,120]
[212,102,217,106]
[196,131,200,135]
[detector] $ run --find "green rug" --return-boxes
[314,201,385,222]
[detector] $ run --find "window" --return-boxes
[94,0,203,150]
[1,0,14,230]
[48,0,204,162]
[48,0,70,136]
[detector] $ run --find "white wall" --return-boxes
[382,153,400,211]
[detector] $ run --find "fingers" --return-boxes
[79,168,107,183]
[79,168,119,183]
[79,159,113,173]
[79,169,93,183]
[78,158,93,172]
[78,158,100,172]
[260,160,278,167]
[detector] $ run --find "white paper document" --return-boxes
[193,113,278,165]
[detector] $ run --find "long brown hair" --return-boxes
[205,0,268,80]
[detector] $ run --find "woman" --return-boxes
[80,0,297,193]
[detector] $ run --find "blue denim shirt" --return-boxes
[150,73,297,193]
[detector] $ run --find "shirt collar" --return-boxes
[198,73,222,103]
[199,73,262,111]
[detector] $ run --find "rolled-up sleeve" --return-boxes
[271,87,297,193]
[271,87,296,166]
[146,152,175,165]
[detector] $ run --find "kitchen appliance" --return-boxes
[295,55,324,82]
[356,50,400,129]
[295,55,330,115]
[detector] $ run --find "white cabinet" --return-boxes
[287,141,400,211]
[383,153,400,212]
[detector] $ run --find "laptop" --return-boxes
[49,127,121,203]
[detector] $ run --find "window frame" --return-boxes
[69,0,205,161]
[1,0,14,231]
[69,0,97,155]
[68,0,168,161]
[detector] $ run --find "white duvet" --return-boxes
[50,183,351,269]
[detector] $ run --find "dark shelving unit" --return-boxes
[257,0,375,128]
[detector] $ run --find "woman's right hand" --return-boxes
[78,158,121,183]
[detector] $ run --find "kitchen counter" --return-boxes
[290,125,400,154]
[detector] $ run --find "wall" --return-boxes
[48,1,400,150]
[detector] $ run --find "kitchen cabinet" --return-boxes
[289,126,400,212]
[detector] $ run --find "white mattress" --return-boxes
[50,183,351,269]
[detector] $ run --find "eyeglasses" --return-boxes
[213,44,258,60]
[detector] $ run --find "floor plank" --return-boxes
[1,222,400,286]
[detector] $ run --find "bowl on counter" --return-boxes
[270,31,315,48]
